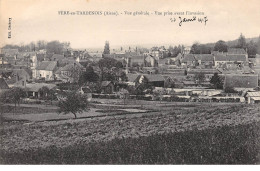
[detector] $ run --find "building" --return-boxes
[183,46,191,54]
[144,55,158,67]
[30,52,39,69]
[181,54,196,67]
[194,54,214,68]
[136,74,165,87]
[0,77,9,94]
[128,55,145,67]
[227,48,247,55]
[246,91,260,104]
[0,49,19,57]
[34,61,58,80]
[55,62,83,83]
[214,48,248,67]
[25,83,56,98]
[187,69,221,81]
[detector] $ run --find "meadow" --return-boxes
[0,101,259,164]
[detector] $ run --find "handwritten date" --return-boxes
[170,16,208,26]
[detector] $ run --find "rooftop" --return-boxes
[227,48,247,55]
[36,61,57,71]
[181,54,196,62]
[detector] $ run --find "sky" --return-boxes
[0,0,260,49]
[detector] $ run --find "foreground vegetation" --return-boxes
[0,104,259,164]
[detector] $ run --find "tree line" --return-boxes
[2,40,71,54]
[190,34,260,57]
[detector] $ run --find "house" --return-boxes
[194,54,214,68]
[101,81,114,94]
[149,47,168,59]
[183,46,191,54]
[0,49,19,57]
[12,69,32,81]
[0,54,11,68]
[214,54,229,67]
[25,83,56,98]
[144,55,158,67]
[224,74,259,91]
[34,61,58,80]
[246,91,260,104]
[50,54,65,67]
[55,62,83,83]
[128,55,145,67]
[136,74,165,87]
[30,52,43,70]
[6,76,27,88]
[214,48,248,67]
[181,54,196,67]
[0,77,9,94]
[187,69,221,81]
[0,69,31,88]
[126,74,139,86]
[163,75,174,88]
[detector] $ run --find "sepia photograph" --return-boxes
[0,0,260,165]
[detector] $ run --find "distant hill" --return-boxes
[205,36,260,48]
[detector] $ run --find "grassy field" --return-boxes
[1,122,259,164]
[0,105,57,115]
[0,101,260,164]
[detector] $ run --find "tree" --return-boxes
[36,40,46,50]
[39,86,50,100]
[78,66,99,85]
[3,87,26,109]
[39,86,57,104]
[237,33,246,49]
[29,42,36,51]
[115,61,123,68]
[46,40,68,54]
[103,41,110,55]
[190,42,212,54]
[257,35,260,54]
[168,45,182,57]
[194,72,205,85]
[210,73,223,89]
[98,57,120,81]
[190,42,200,54]
[117,88,129,106]
[214,40,228,52]
[225,86,237,93]
[68,64,83,83]
[246,40,257,57]
[58,91,89,119]
[47,89,56,104]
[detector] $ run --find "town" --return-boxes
[0,34,259,107]
[1,33,260,164]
